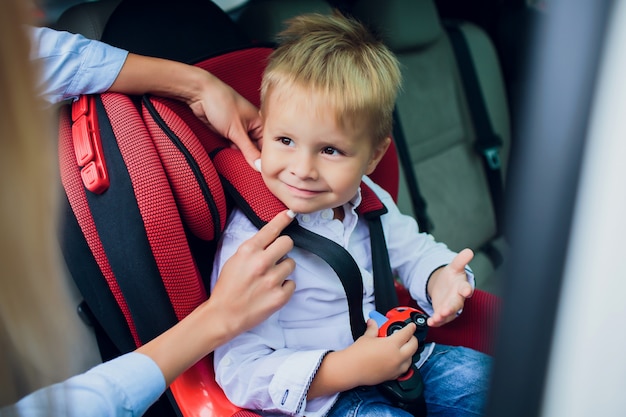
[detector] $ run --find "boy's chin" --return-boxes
[284,202,331,215]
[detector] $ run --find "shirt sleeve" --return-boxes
[27,26,129,104]
[0,352,166,417]
[362,176,475,316]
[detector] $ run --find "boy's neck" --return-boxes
[333,206,345,222]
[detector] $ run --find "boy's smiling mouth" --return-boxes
[283,182,324,197]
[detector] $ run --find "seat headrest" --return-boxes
[351,0,444,52]
[54,0,122,39]
[236,0,334,43]
[101,0,250,63]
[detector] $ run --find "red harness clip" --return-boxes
[71,95,110,194]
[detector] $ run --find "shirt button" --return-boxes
[301,214,311,222]
[321,209,333,220]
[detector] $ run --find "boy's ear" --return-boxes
[365,136,392,175]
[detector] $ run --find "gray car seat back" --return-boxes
[351,0,510,292]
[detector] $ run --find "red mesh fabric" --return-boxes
[101,93,206,322]
[195,48,271,108]
[146,95,231,169]
[357,183,385,215]
[213,148,287,223]
[58,105,141,346]
[142,97,227,241]
[369,139,400,202]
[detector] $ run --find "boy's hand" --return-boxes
[426,248,474,327]
[347,319,418,386]
[306,319,417,399]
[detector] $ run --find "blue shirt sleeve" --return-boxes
[0,352,166,417]
[28,26,129,104]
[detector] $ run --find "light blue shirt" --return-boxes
[0,352,166,417]
[28,26,129,104]
[210,176,475,417]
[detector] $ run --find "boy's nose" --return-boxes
[289,152,318,180]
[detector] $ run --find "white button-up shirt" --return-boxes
[210,176,474,416]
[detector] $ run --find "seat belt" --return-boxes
[392,109,434,234]
[359,187,400,315]
[446,22,506,238]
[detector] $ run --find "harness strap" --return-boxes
[446,21,506,237]
[392,109,434,234]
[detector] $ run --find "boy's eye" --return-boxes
[322,147,341,156]
[278,137,294,146]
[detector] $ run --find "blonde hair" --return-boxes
[0,0,86,405]
[260,12,401,144]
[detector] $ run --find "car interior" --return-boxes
[52,0,512,295]
[42,0,521,414]
[36,0,624,416]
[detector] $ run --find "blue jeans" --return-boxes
[326,344,491,417]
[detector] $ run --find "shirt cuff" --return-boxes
[422,265,475,316]
[268,349,336,416]
[69,40,128,100]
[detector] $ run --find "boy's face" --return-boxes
[260,87,389,215]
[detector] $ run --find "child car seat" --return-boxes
[59,45,499,417]
[55,2,500,416]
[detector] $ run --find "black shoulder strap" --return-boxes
[446,21,505,235]
[365,212,400,315]
[286,223,368,340]
[392,108,434,234]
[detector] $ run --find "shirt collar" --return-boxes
[295,186,362,224]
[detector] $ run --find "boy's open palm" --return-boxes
[427,248,475,327]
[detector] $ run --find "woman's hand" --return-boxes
[209,209,296,337]
[137,210,296,385]
[109,54,263,168]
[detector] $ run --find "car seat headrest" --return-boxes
[54,0,122,39]
[100,0,250,63]
[351,0,444,52]
[236,0,334,43]
[142,96,228,242]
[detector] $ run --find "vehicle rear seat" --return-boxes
[236,0,333,42]
[235,0,510,294]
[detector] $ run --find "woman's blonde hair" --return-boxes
[0,0,87,405]
[260,12,402,144]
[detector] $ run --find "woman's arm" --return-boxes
[29,26,263,167]
[1,211,296,416]
[108,53,263,167]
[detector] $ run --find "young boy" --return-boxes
[210,12,491,417]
